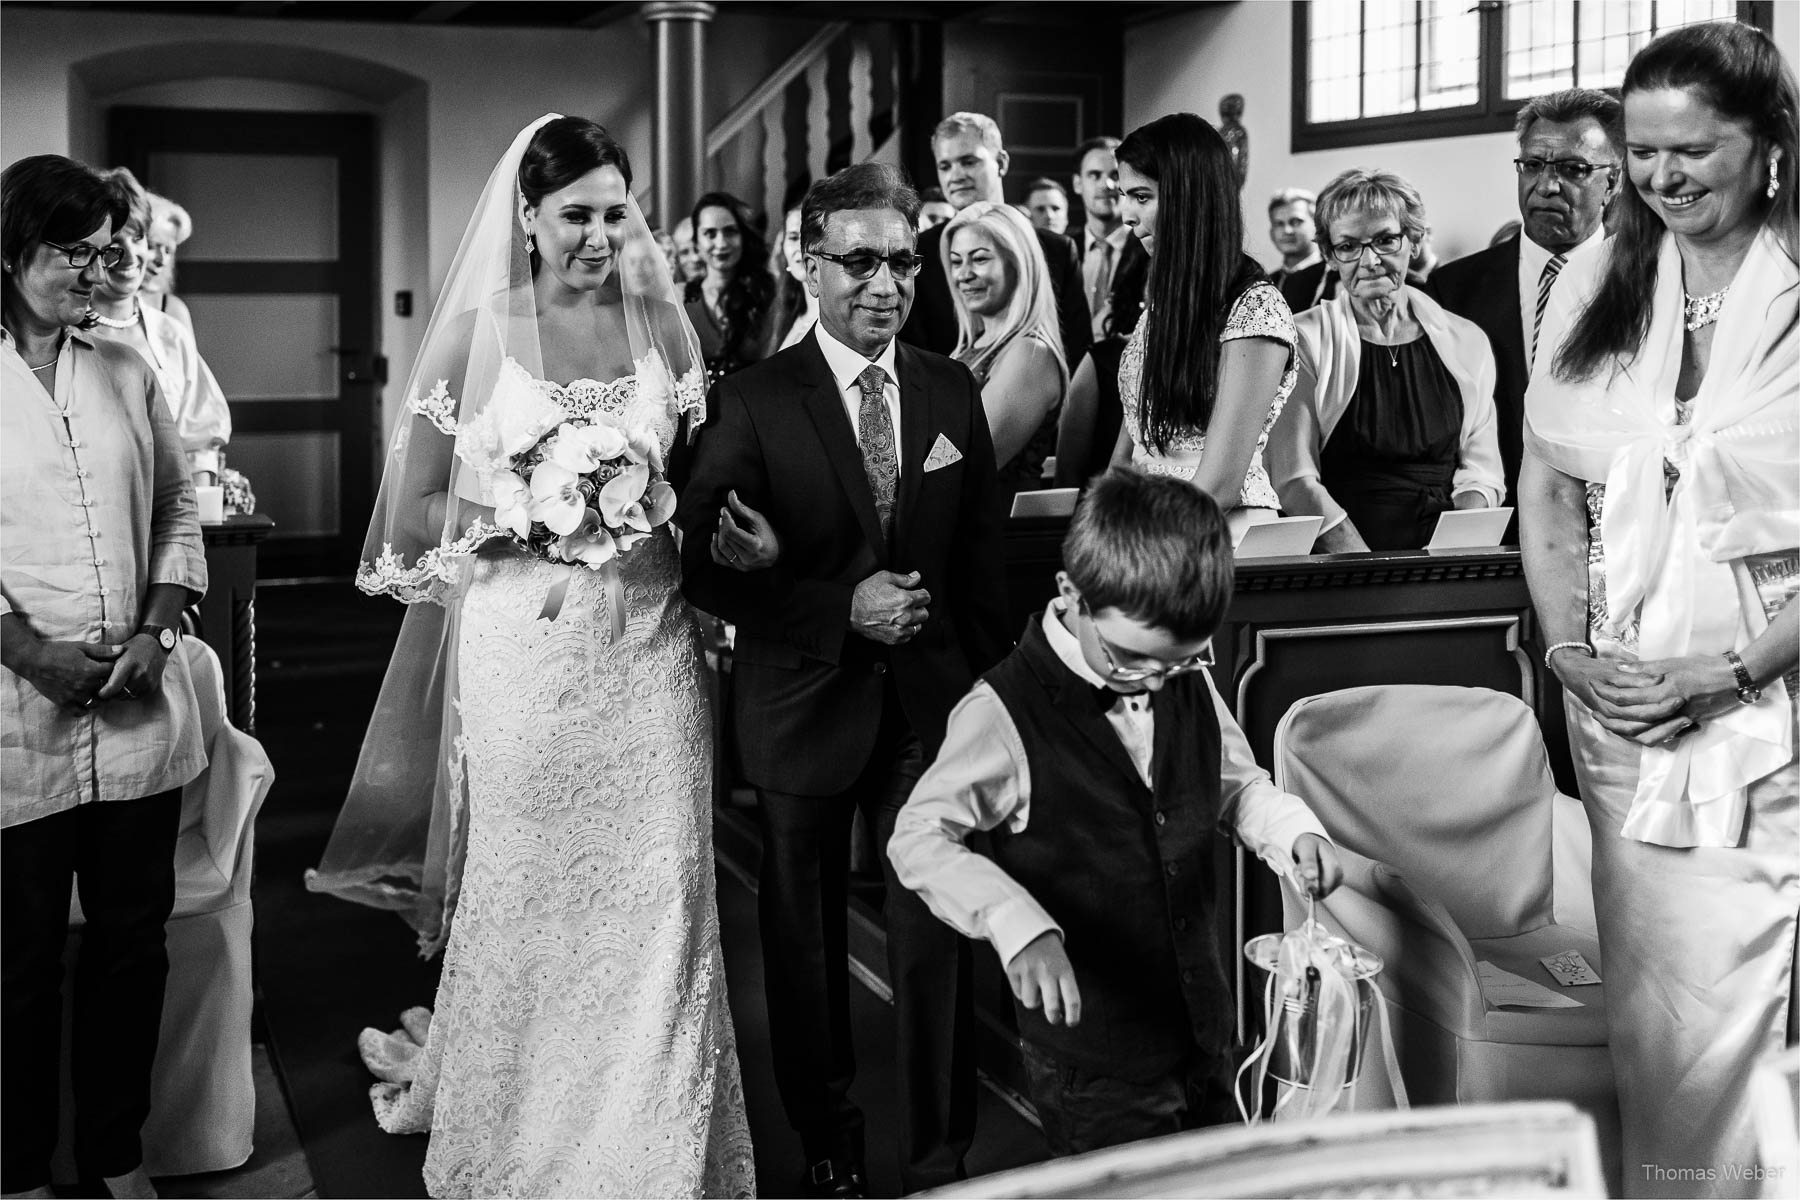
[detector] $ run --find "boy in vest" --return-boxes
[888,468,1343,1156]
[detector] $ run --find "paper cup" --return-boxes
[195,485,226,524]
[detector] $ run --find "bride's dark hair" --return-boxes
[518,116,633,202]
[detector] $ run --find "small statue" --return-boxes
[1219,93,1249,190]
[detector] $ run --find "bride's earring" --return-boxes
[1769,155,1781,200]
[524,230,536,254]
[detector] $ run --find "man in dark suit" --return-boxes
[1069,134,1149,342]
[1265,186,1322,306]
[678,162,1011,1199]
[1428,87,1621,509]
[899,111,1091,367]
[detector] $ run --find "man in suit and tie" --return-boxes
[1266,186,1324,309]
[1069,135,1149,342]
[1428,88,1621,508]
[900,111,1092,367]
[679,162,1011,1199]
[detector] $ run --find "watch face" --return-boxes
[157,628,177,651]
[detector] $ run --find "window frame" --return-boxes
[1291,0,1772,152]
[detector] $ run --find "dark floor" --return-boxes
[247,580,1049,1198]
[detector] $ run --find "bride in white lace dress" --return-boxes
[306,115,754,1199]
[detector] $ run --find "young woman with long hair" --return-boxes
[943,200,1068,499]
[683,190,775,381]
[1109,112,1297,538]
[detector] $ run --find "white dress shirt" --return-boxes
[813,323,902,475]
[1518,227,1604,372]
[888,599,1331,968]
[1082,223,1134,341]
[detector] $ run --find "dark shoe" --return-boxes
[800,1157,865,1199]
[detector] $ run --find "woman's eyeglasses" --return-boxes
[1079,600,1215,682]
[1326,232,1408,263]
[810,248,924,280]
[1513,157,1613,184]
[42,241,128,271]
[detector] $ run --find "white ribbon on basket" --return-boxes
[1237,898,1408,1124]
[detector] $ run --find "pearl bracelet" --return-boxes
[1543,640,1595,669]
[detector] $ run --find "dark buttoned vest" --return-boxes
[983,616,1231,1080]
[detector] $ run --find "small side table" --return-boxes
[197,514,274,734]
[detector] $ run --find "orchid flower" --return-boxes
[598,463,651,527]
[490,470,533,540]
[528,461,587,535]
[548,421,629,474]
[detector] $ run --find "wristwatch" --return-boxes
[1724,650,1760,705]
[138,623,179,654]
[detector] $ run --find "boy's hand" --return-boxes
[1292,833,1343,899]
[1006,931,1081,1027]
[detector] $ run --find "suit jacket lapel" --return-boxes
[893,343,934,544]
[796,335,889,562]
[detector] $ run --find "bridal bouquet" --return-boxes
[449,375,677,569]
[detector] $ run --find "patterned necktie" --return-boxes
[1088,237,1114,316]
[1532,252,1568,363]
[856,363,897,540]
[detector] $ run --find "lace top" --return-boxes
[1120,280,1296,510]
[358,352,705,605]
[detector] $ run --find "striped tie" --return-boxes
[1532,252,1567,364]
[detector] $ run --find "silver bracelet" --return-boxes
[1543,640,1594,669]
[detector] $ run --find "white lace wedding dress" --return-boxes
[363,361,755,1199]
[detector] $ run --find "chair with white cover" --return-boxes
[917,1101,1607,1198]
[1270,684,1620,1193]
[54,637,275,1180]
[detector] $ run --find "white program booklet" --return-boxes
[1009,488,1080,519]
[1427,506,1514,549]
[1234,515,1322,559]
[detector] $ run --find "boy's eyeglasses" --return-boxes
[42,241,128,271]
[811,248,924,280]
[1513,157,1613,184]
[1079,600,1215,682]
[1326,232,1407,263]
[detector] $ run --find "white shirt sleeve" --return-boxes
[886,683,1063,967]
[1204,672,1332,883]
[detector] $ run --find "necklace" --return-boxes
[91,304,141,329]
[1683,285,1730,332]
[28,360,56,372]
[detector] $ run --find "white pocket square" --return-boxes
[923,434,963,472]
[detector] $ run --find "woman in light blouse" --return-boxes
[1,154,208,1200]
[139,191,193,332]
[88,168,231,486]
[1270,169,1504,551]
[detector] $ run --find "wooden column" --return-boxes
[642,1,715,227]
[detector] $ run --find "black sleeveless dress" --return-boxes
[1319,337,1462,550]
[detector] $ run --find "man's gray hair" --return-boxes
[1514,88,1625,156]
[1268,187,1317,218]
[933,111,1004,155]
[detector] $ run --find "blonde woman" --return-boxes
[943,200,1068,499]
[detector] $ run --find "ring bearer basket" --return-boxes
[1237,894,1409,1123]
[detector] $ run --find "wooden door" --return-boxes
[110,106,379,580]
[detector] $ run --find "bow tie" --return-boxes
[1087,683,1148,714]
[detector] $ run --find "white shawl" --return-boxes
[141,305,231,476]
[1272,287,1505,530]
[1526,227,1798,847]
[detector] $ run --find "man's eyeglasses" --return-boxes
[810,248,923,280]
[1513,158,1614,184]
[41,241,127,271]
[1326,232,1408,263]
[1080,600,1215,682]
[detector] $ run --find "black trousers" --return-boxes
[756,686,978,1193]
[1020,1040,1238,1158]
[2,790,181,1191]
